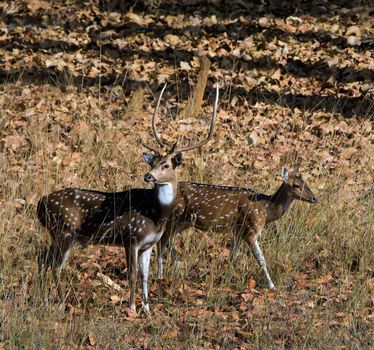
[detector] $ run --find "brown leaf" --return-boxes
[27,0,50,11]
[180,61,191,71]
[222,248,230,257]
[45,58,67,70]
[110,295,121,303]
[252,296,265,309]
[248,278,256,289]
[241,291,252,302]
[314,274,334,285]
[2,135,27,150]
[125,13,145,26]
[345,25,361,37]
[88,333,96,346]
[124,307,138,318]
[271,68,282,80]
[164,34,181,47]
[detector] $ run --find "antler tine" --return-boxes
[152,83,167,148]
[173,83,219,154]
[169,137,180,153]
[141,141,161,155]
[141,83,167,154]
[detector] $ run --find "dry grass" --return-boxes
[1,0,374,347]
[0,77,373,349]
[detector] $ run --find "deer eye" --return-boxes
[162,164,170,170]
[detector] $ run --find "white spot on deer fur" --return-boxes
[157,183,174,206]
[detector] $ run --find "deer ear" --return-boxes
[281,167,289,182]
[172,152,183,168]
[143,153,156,166]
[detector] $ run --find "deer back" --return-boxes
[165,182,258,232]
[37,187,163,245]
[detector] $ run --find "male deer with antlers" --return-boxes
[37,83,219,313]
[142,87,317,291]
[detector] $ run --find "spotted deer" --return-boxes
[150,166,317,290]
[37,83,219,313]
[142,89,317,290]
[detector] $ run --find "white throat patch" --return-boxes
[157,183,174,206]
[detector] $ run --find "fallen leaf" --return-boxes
[110,295,121,303]
[2,135,27,150]
[180,61,191,71]
[248,278,256,289]
[124,307,138,318]
[88,333,96,346]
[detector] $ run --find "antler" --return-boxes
[172,83,219,154]
[142,83,219,155]
[142,83,168,153]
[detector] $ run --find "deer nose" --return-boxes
[311,195,318,203]
[144,173,155,183]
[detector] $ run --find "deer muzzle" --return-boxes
[310,195,318,203]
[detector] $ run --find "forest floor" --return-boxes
[0,1,373,349]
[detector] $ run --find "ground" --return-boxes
[0,0,373,349]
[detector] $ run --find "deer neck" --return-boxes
[154,180,178,217]
[265,183,294,223]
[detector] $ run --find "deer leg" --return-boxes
[50,234,75,280]
[125,243,138,312]
[156,241,164,279]
[171,247,181,271]
[39,234,74,281]
[225,233,244,282]
[229,235,243,263]
[157,230,179,279]
[38,244,50,275]
[246,236,275,290]
[138,247,153,314]
[157,221,185,278]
